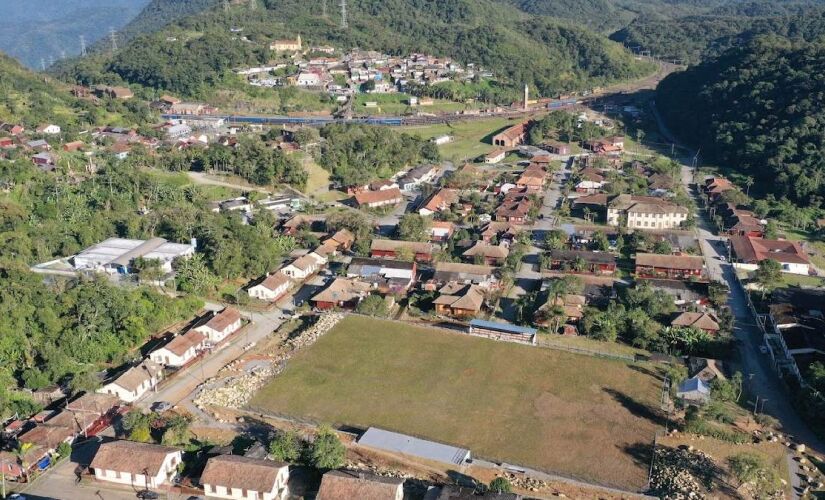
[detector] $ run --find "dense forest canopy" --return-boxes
[612,4,825,63]
[54,0,654,98]
[657,36,825,211]
[317,124,439,186]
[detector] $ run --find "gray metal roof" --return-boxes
[357,427,470,465]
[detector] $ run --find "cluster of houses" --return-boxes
[702,176,813,276]
[101,306,243,403]
[238,37,491,102]
[0,306,244,484]
[763,288,825,391]
[71,423,521,500]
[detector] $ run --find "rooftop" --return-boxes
[200,455,288,493]
[90,440,179,476]
[316,469,405,500]
[357,427,470,465]
[469,319,537,336]
[635,253,704,270]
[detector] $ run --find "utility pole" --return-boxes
[79,35,87,56]
[340,0,348,29]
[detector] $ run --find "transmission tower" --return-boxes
[340,0,347,28]
[249,0,257,10]
[322,0,327,17]
[224,0,230,12]
[79,35,87,56]
[40,58,46,71]
[60,50,66,60]
[109,28,118,52]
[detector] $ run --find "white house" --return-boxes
[676,377,711,405]
[90,441,181,489]
[247,272,292,301]
[98,359,164,403]
[200,455,290,500]
[281,252,326,280]
[149,330,205,368]
[484,149,506,164]
[36,124,61,135]
[193,307,243,344]
[296,72,321,86]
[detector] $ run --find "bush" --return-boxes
[488,477,512,493]
[269,430,302,462]
[308,425,346,470]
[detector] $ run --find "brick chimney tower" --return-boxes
[523,84,529,111]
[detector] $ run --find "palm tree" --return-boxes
[745,176,754,197]
[583,207,592,223]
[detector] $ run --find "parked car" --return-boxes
[151,401,173,413]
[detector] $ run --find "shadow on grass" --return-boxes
[604,388,667,426]
[621,441,653,468]
[446,469,479,489]
[627,364,666,381]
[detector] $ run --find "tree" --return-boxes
[269,430,302,462]
[122,411,152,442]
[398,213,431,242]
[356,295,390,318]
[309,425,346,469]
[763,220,779,240]
[707,281,729,308]
[174,254,218,294]
[488,477,512,494]
[544,229,567,250]
[754,258,782,298]
[652,239,672,255]
[590,230,610,251]
[712,372,743,402]
[161,414,191,446]
[583,310,618,341]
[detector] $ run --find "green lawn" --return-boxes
[400,117,518,162]
[251,316,663,489]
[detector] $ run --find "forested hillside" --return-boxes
[108,0,222,46]
[0,0,148,68]
[657,37,825,213]
[612,3,825,63]
[56,0,654,99]
[0,53,155,132]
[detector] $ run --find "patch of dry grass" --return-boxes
[251,316,663,489]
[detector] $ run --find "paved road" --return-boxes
[665,111,825,458]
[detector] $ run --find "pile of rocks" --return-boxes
[501,473,548,492]
[345,461,414,480]
[649,446,716,499]
[194,313,345,409]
